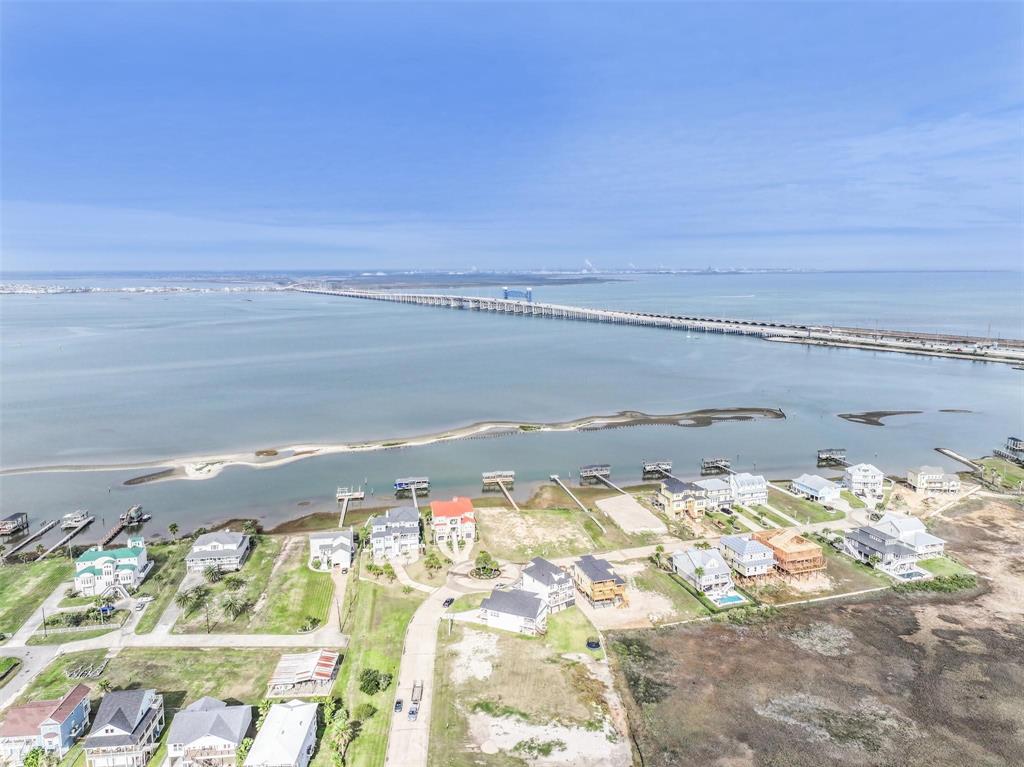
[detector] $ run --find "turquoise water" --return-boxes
[0,272,1021,542]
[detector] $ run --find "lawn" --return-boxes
[335,570,426,767]
[0,558,73,634]
[920,556,973,577]
[59,744,85,767]
[840,490,867,509]
[20,647,285,712]
[27,625,122,646]
[767,487,845,525]
[544,606,603,659]
[134,542,189,634]
[174,535,283,633]
[634,564,712,620]
[447,593,485,613]
[979,457,1024,490]
[404,543,456,585]
[0,657,21,689]
[750,505,794,528]
[249,539,334,633]
[705,510,747,535]
[58,595,98,608]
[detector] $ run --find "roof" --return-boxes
[481,588,545,620]
[85,690,159,749]
[167,698,251,748]
[269,650,340,687]
[755,529,822,555]
[244,700,317,767]
[308,529,354,550]
[574,555,624,585]
[846,526,918,558]
[373,506,420,526]
[187,532,249,559]
[731,473,766,488]
[1,512,27,523]
[672,548,731,576]
[430,497,475,522]
[77,546,144,564]
[913,465,945,475]
[0,685,90,738]
[846,463,882,476]
[521,557,567,587]
[720,535,774,559]
[661,477,703,495]
[695,478,730,492]
[792,474,838,492]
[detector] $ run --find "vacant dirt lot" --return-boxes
[609,495,1024,766]
[477,506,596,562]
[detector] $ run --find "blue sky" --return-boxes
[2,2,1021,271]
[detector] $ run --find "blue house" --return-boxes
[0,684,91,765]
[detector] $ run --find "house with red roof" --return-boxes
[0,684,91,764]
[429,497,476,545]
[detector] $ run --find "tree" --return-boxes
[695,541,711,550]
[34,544,45,558]
[365,563,381,580]
[352,703,377,721]
[868,554,882,568]
[221,595,246,621]
[235,738,253,766]
[242,520,260,537]
[693,566,705,582]
[381,564,396,583]
[256,699,273,728]
[203,565,224,584]
[473,550,500,578]
[98,679,113,693]
[168,522,179,539]
[358,668,382,695]
[22,747,44,767]
[222,575,244,591]
[423,550,443,577]
[174,590,195,613]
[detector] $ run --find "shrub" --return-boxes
[358,668,381,695]
[352,703,377,721]
[893,574,977,594]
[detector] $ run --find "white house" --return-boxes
[843,527,923,577]
[657,478,707,518]
[672,548,735,595]
[790,474,841,504]
[83,689,164,767]
[907,466,961,494]
[873,513,945,558]
[843,463,884,498]
[730,473,768,506]
[185,531,251,573]
[429,497,476,544]
[367,507,421,561]
[166,698,252,767]
[308,528,354,571]
[243,700,317,767]
[719,535,776,578]
[74,536,150,598]
[479,588,548,636]
[694,478,733,510]
[519,557,575,613]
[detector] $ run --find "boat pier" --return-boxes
[482,471,518,510]
[549,475,607,534]
[701,457,732,475]
[36,515,96,561]
[642,460,672,480]
[935,448,983,474]
[578,464,612,486]
[294,286,1024,365]
[1,519,58,561]
[336,486,365,525]
[0,512,29,537]
[993,436,1024,466]
[817,448,848,467]
[395,476,429,510]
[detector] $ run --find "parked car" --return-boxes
[394,699,403,713]
[442,597,455,608]
[408,705,419,721]
[586,636,601,650]
[137,595,155,604]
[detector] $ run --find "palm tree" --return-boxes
[98,679,112,693]
[221,594,246,621]
[203,565,224,584]
[168,522,179,539]
[174,589,196,614]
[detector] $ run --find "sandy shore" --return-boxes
[0,406,785,486]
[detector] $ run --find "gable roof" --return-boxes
[792,474,837,492]
[0,684,90,738]
[77,546,144,564]
[731,473,766,489]
[672,548,731,576]
[244,700,317,767]
[846,526,918,557]
[308,529,354,550]
[167,698,251,748]
[755,529,821,555]
[85,690,160,748]
[847,463,882,476]
[521,557,567,587]
[430,497,475,521]
[481,588,545,620]
[661,477,703,495]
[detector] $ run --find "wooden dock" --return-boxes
[579,464,612,485]
[99,520,129,546]
[642,460,672,479]
[701,457,732,475]
[817,448,848,467]
[593,473,628,496]
[37,515,96,560]
[1,519,58,560]
[482,471,518,511]
[549,475,606,534]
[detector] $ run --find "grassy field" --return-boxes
[525,485,655,552]
[545,606,603,659]
[634,564,712,620]
[920,556,973,577]
[447,593,485,613]
[134,542,189,634]
[250,539,334,633]
[477,506,596,562]
[750,505,795,528]
[979,457,1024,489]
[404,543,456,584]
[0,558,73,635]
[174,535,283,633]
[27,625,121,646]
[0,657,20,689]
[20,647,284,711]
[58,595,97,608]
[840,490,867,509]
[705,510,747,535]
[767,487,845,525]
[59,744,85,767]
[336,572,426,767]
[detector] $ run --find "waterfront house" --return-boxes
[843,527,923,577]
[185,531,251,573]
[873,513,945,558]
[753,529,826,577]
[308,528,354,571]
[518,557,575,613]
[366,507,421,561]
[694,478,733,510]
[843,463,884,498]
[83,689,164,767]
[570,555,627,607]
[719,535,776,578]
[0,684,91,765]
[907,466,961,494]
[730,473,768,506]
[74,536,150,599]
[166,698,252,767]
[672,548,735,595]
[266,650,340,698]
[657,478,707,518]
[429,497,476,545]
[243,700,317,767]
[480,588,548,636]
[789,474,841,504]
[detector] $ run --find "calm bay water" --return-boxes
[1,272,1021,544]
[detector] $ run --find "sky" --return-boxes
[1,1,1022,272]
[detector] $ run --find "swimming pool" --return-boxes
[713,593,747,606]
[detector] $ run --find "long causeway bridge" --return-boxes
[295,286,1024,364]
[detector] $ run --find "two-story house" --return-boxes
[366,507,421,561]
[872,513,945,559]
[480,589,548,636]
[672,548,735,595]
[83,689,164,767]
[843,463,884,498]
[843,526,923,576]
[74,537,150,599]
[429,497,476,545]
[719,535,776,578]
[166,698,251,767]
[518,557,575,613]
[184,531,251,573]
[694,478,733,510]
[790,474,841,504]
[0,684,91,765]
[308,528,355,571]
[656,478,707,518]
[907,466,961,494]
[243,700,317,767]
[729,473,768,506]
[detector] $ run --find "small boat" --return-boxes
[61,510,91,529]
[120,505,151,525]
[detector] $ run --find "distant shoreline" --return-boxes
[0,406,786,485]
